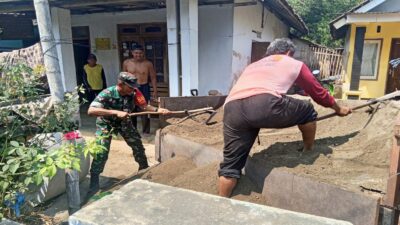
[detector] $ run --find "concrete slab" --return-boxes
[0,219,21,225]
[69,179,353,225]
[262,169,380,225]
[155,132,222,166]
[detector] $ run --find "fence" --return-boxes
[308,46,344,80]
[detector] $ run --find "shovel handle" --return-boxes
[317,90,400,121]
[316,99,379,121]
[128,107,214,117]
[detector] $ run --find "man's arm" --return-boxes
[122,60,128,72]
[88,107,128,118]
[148,61,158,100]
[134,88,169,114]
[295,64,351,116]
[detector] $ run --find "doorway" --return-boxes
[72,26,90,92]
[385,38,400,94]
[251,41,270,63]
[117,23,169,98]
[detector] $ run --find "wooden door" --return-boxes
[117,23,169,97]
[251,41,270,63]
[386,38,400,94]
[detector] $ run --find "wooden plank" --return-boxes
[384,117,400,208]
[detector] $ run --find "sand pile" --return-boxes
[141,156,265,205]
[162,98,400,197]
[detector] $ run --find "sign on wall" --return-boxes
[95,38,111,50]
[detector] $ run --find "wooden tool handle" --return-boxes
[316,101,376,121]
[316,90,400,121]
[128,107,214,117]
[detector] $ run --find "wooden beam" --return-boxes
[384,117,400,208]
[0,4,33,13]
[53,0,157,8]
[0,0,160,13]
[0,0,31,2]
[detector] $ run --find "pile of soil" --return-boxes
[162,98,400,198]
[140,156,265,205]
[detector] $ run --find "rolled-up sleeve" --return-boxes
[295,64,335,107]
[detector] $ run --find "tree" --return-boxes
[288,0,364,48]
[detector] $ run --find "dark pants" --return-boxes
[89,119,149,175]
[133,83,151,134]
[219,94,318,179]
[88,90,102,103]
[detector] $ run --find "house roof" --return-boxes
[261,0,308,34]
[0,0,308,34]
[330,0,400,39]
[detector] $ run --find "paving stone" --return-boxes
[262,169,380,225]
[69,179,353,225]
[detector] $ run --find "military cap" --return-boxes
[118,72,138,88]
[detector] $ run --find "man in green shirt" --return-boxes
[87,72,169,194]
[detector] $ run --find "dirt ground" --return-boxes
[140,156,266,205]
[162,98,400,198]
[24,98,400,224]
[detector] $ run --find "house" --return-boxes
[0,0,307,97]
[0,13,39,52]
[330,0,400,99]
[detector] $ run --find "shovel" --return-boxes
[128,107,217,125]
[317,90,400,121]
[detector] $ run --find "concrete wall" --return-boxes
[198,4,233,96]
[71,10,166,86]
[51,7,77,92]
[71,6,233,96]
[231,0,289,90]
[71,4,289,95]
[292,38,314,67]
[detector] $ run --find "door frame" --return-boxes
[385,38,400,94]
[117,23,169,97]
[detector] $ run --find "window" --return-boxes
[360,40,381,80]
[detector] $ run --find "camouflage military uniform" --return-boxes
[89,85,148,175]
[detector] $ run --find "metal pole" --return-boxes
[33,0,64,103]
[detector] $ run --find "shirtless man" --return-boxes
[123,45,158,134]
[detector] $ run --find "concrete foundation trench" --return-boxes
[133,97,400,225]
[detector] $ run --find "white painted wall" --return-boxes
[51,7,77,92]
[166,0,180,97]
[198,4,234,95]
[231,1,289,90]
[180,0,199,96]
[71,10,166,86]
[70,3,290,95]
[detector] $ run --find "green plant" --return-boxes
[0,63,44,102]
[0,63,106,219]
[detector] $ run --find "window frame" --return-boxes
[360,39,382,80]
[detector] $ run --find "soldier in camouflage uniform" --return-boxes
[87,72,169,194]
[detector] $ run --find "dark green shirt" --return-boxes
[90,85,147,127]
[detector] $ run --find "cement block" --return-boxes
[69,179,353,225]
[262,169,380,225]
[155,132,222,166]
